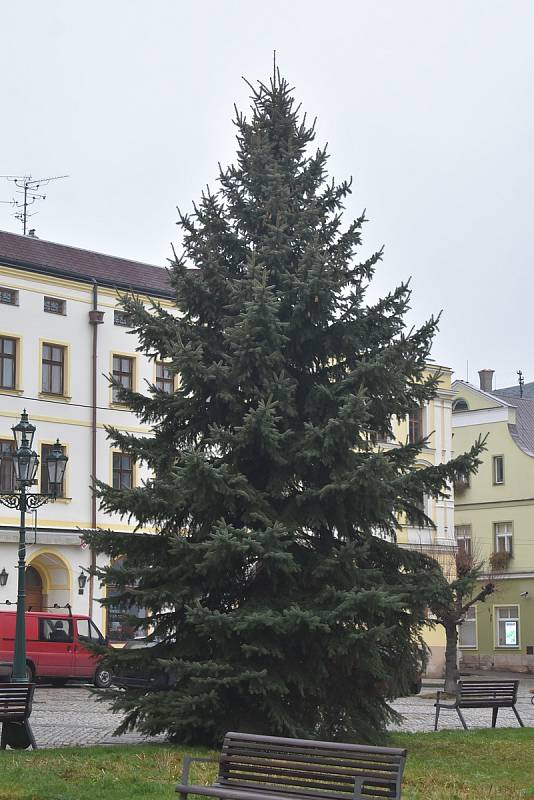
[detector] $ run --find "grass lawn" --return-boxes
[0,729,533,800]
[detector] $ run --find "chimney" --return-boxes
[478,369,494,392]
[27,229,37,238]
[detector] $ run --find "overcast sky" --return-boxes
[1,1,532,389]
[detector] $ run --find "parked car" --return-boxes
[111,638,176,690]
[0,610,111,687]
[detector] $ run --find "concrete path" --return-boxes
[23,676,534,748]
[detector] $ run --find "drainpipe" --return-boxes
[88,279,104,618]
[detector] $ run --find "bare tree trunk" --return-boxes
[444,621,460,694]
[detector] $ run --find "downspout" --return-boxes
[88,279,104,618]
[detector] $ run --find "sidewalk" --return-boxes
[423,668,534,688]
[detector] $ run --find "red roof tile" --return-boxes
[0,229,173,297]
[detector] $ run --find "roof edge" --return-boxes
[0,255,174,300]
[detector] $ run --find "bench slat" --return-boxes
[222,757,400,778]
[176,784,396,800]
[221,750,401,770]
[223,733,406,757]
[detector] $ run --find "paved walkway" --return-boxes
[30,685,165,748]
[25,678,534,748]
[390,679,534,732]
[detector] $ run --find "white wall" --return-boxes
[0,264,170,632]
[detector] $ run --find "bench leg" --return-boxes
[25,720,37,750]
[492,707,498,728]
[456,707,468,731]
[434,705,440,731]
[0,723,5,751]
[512,705,525,728]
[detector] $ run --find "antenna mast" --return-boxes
[0,174,68,235]
[517,370,524,398]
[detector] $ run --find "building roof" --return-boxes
[492,386,534,456]
[453,379,534,457]
[494,381,534,400]
[0,229,173,298]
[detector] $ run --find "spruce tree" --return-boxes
[85,71,483,745]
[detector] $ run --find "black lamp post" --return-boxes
[0,410,68,682]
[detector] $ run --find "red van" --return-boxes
[0,611,111,687]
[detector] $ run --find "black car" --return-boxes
[110,639,176,690]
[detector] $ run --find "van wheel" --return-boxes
[94,665,112,689]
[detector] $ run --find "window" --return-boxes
[114,310,131,327]
[408,407,423,444]
[495,606,519,647]
[44,296,66,315]
[459,606,477,648]
[40,443,66,497]
[112,355,134,403]
[42,343,65,395]
[0,440,15,492]
[493,455,504,485]
[495,522,513,555]
[113,452,133,489]
[452,398,469,412]
[0,287,18,306]
[455,525,472,556]
[38,617,73,643]
[77,618,105,644]
[106,558,146,642]
[0,336,17,390]
[156,362,174,393]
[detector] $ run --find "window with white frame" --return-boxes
[455,524,472,556]
[494,522,513,555]
[495,606,519,647]
[493,455,504,485]
[459,606,477,648]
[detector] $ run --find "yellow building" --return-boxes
[453,369,534,672]
[389,364,456,676]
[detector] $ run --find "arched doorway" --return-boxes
[25,566,43,611]
[27,551,70,610]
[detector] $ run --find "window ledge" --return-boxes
[495,646,520,650]
[38,392,72,402]
[0,387,24,396]
[109,402,131,410]
[49,497,72,504]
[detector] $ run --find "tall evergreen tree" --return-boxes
[85,71,483,745]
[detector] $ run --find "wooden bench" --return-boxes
[434,679,524,731]
[0,683,37,750]
[176,731,407,800]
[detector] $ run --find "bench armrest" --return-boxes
[181,756,220,786]
[435,690,457,709]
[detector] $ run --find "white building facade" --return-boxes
[0,230,174,641]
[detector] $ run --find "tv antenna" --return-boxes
[517,369,524,398]
[0,174,68,235]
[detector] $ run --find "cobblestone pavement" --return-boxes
[30,684,165,748]
[26,680,534,748]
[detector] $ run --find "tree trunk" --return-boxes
[444,622,460,694]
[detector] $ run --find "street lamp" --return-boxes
[78,572,87,595]
[0,410,68,682]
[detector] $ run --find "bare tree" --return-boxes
[427,545,494,693]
